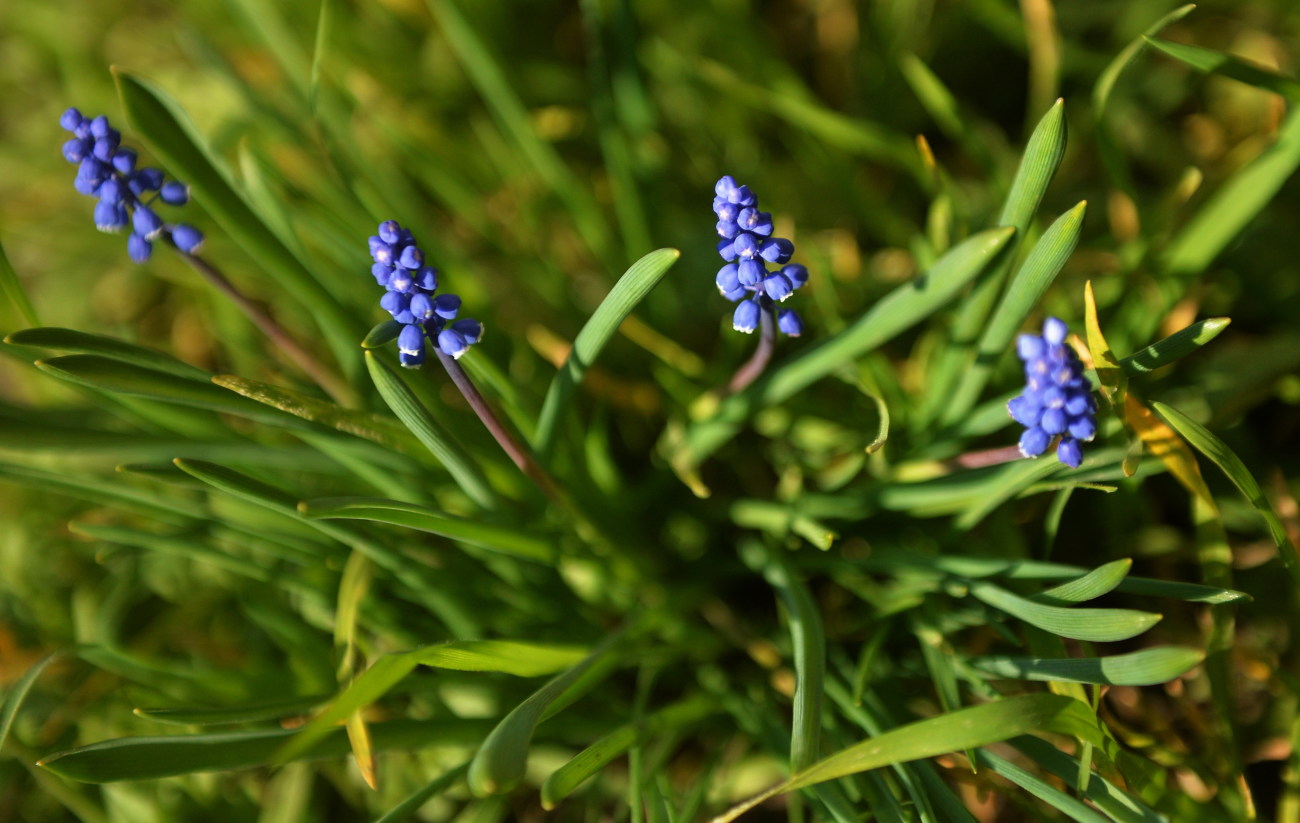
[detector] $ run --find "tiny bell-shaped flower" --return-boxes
[1007,317,1098,468]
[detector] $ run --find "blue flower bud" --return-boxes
[92,137,118,162]
[380,290,407,317]
[759,238,793,264]
[763,273,793,302]
[451,318,483,344]
[127,232,153,262]
[777,309,804,337]
[111,148,137,175]
[433,293,461,319]
[733,299,760,333]
[716,220,740,239]
[1017,334,1045,361]
[372,242,395,266]
[62,138,90,163]
[1068,416,1096,441]
[399,348,427,368]
[132,204,164,239]
[438,328,470,359]
[371,263,394,286]
[733,232,759,259]
[1040,407,1068,435]
[172,224,204,253]
[398,324,426,358]
[94,200,127,232]
[737,208,773,236]
[716,263,741,294]
[715,200,739,222]
[717,238,739,261]
[398,245,424,269]
[409,292,434,320]
[73,174,99,196]
[89,115,111,139]
[378,220,402,244]
[1018,426,1050,458]
[1057,437,1083,468]
[732,184,756,206]
[159,181,189,205]
[131,167,164,193]
[715,175,739,200]
[1043,316,1068,345]
[1007,394,1043,427]
[782,264,809,289]
[737,259,764,287]
[60,107,84,131]
[388,267,414,293]
[416,266,438,291]
[98,178,124,204]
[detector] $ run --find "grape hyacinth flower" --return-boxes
[1007,317,1098,468]
[712,175,807,338]
[368,220,482,368]
[58,108,203,262]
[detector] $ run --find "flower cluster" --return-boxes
[712,176,806,337]
[369,220,482,368]
[1007,317,1098,468]
[59,108,203,262]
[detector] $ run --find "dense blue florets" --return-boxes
[59,108,203,261]
[369,220,482,368]
[712,176,806,337]
[1007,317,1098,468]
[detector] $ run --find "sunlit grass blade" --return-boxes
[1146,36,1300,98]
[1163,105,1300,276]
[276,641,586,766]
[953,456,1063,529]
[976,748,1110,823]
[112,70,360,374]
[534,248,679,459]
[972,646,1204,685]
[0,234,39,326]
[213,374,416,452]
[38,718,487,783]
[361,319,403,350]
[299,496,555,562]
[1153,401,1300,580]
[468,633,623,796]
[423,0,609,260]
[708,693,1115,823]
[373,762,470,823]
[1,653,59,751]
[134,694,329,726]
[540,696,715,809]
[1034,558,1132,603]
[675,227,1014,479]
[968,580,1162,642]
[944,200,1087,423]
[7,327,209,380]
[1010,736,1167,823]
[365,351,498,510]
[1120,317,1230,375]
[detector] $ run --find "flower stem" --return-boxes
[435,349,562,502]
[165,231,356,406]
[726,297,776,395]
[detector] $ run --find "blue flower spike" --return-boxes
[712,175,806,337]
[59,109,203,260]
[368,220,482,368]
[1007,317,1098,468]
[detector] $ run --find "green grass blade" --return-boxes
[365,351,497,510]
[468,633,623,796]
[953,455,1064,529]
[299,496,555,562]
[944,200,1087,423]
[37,718,485,783]
[1120,318,1231,375]
[373,762,470,823]
[1163,105,1300,275]
[539,696,715,809]
[133,694,330,726]
[309,0,336,109]
[275,641,587,765]
[7,327,210,380]
[213,374,417,452]
[1035,558,1132,603]
[0,234,39,326]
[1153,401,1300,580]
[676,227,1014,475]
[968,581,1162,642]
[534,248,680,459]
[976,748,1110,823]
[1145,36,1300,98]
[708,693,1114,823]
[113,70,360,374]
[1,653,59,752]
[972,646,1204,685]
[1010,736,1167,823]
[361,319,403,350]
[423,0,609,260]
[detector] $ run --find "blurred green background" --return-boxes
[3,0,1300,820]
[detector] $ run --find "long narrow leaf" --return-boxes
[972,646,1204,685]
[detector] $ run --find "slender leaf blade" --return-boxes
[969,580,1162,642]
[973,646,1205,686]
[1120,318,1231,375]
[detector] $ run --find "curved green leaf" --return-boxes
[299,496,555,562]
[1120,318,1231,375]
[1146,36,1300,98]
[973,646,1205,686]
[969,580,1161,642]
[134,694,329,726]
[1,653,59,751]
[534,248,680,459]
[6,327,208,380]
[0,233,39,326]
[361,319,403,350]
[1035,558,1132,603]
[374,762,470,823]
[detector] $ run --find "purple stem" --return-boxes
[165,231,355,406]
[726,297,776,395]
